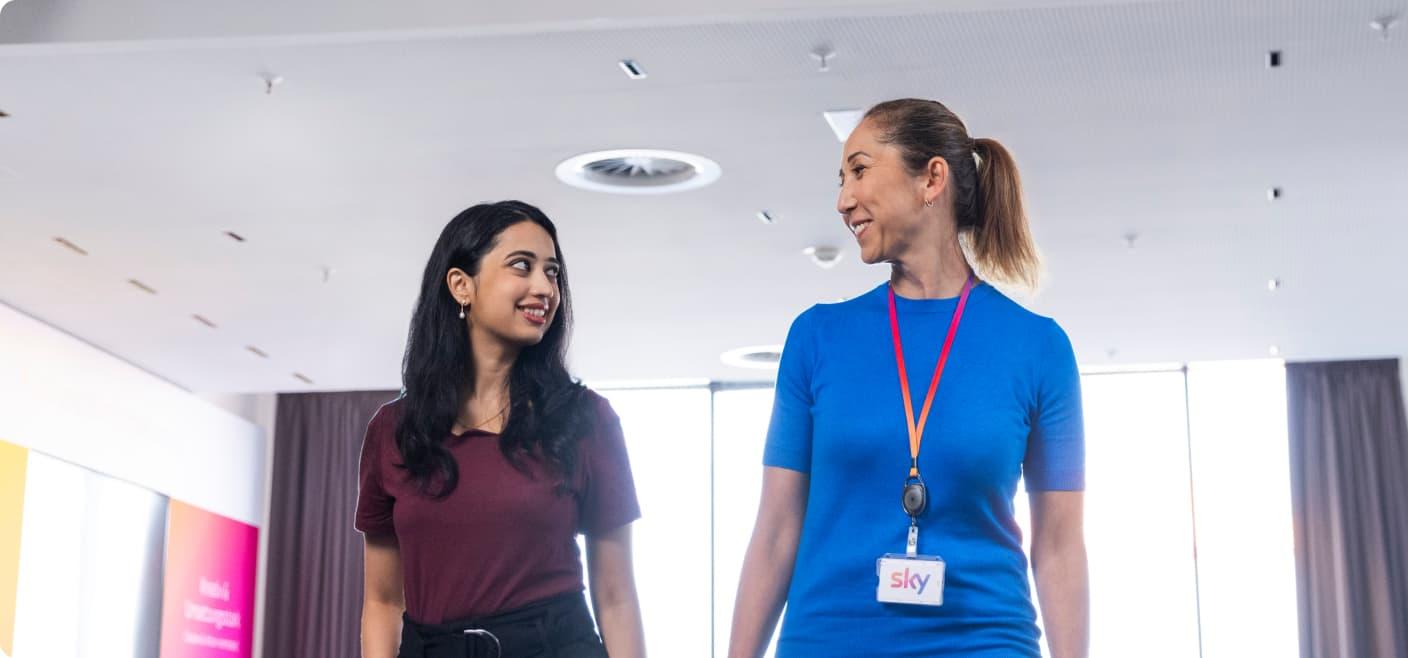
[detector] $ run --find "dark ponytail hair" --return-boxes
[864,98,1041,289]
[396,200,589,498]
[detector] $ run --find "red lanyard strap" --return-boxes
[888,276,975,478]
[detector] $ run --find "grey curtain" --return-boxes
[1287,359,1408,658]
[263,390,398,658]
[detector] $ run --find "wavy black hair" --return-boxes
[395,201,590,497]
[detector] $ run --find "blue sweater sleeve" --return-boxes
[763,308,817,473]
[1023,319,1086,491]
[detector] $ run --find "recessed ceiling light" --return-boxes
[53,237,88,255]
[1267,277,1282,291]
[1267,187,1282,201]
[721,345,783,370]
[0,109,9,118]
[1267,50,1282,68]
[757,210,776,224]
[128,279,158,295]
[822,109,864,142]
[224,231,246,242]
[192,314,217,328]
[293,372,314,384]
[555,149,721,195]
[259,72,284,95]
[1371,15,1399,41]
[246,346,269,358]
[1269,345,1281,357]
[803,245,843,269]
[618,59,647,80]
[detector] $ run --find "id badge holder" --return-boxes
[876,525,945,606]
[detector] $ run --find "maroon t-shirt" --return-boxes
[354,390,640,624]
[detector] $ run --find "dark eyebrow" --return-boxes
[840,151,872,178]
[504,250,560,265]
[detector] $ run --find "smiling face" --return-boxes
[837,117,952,265]
[447,220,562,349]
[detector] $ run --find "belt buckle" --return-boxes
[462,628,502,658]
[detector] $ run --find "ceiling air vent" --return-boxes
[721,345,783,370]
[555,149,720,195]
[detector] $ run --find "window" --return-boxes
[597,386,714,657]
[1016,369,1202,657]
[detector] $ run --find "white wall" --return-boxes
[0,301,265,525]
[196,393,276,658]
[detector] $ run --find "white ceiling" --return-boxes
[1,0,1405,393]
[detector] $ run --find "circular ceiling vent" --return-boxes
[721,345,783,370]
[555,149,721,195]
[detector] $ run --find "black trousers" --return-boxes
[398,590,608,658]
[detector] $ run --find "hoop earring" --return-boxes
[924,199,934,208]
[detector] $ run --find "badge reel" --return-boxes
[876,475,946,606]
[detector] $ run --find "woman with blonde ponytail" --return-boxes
[730,99,1088,658]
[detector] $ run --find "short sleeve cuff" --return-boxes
[762,444,810,473]
[582,504,642,537]
[1023,468,1085,492]
[354,514,396,537]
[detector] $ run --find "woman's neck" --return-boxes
[889,233,973,299]
[459,325,517,430]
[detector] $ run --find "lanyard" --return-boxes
[887,275,975,480]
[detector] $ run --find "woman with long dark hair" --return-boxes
[729,99,1089,657]
[357,201,645,657]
